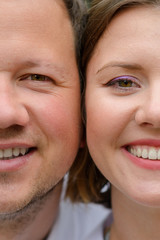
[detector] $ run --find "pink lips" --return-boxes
[0,143,35,172]
[0,151,33,172]
[125,139,160,147]
[123,139,160,170]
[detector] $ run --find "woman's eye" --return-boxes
[117,79,134,88]
[106,76,140,90]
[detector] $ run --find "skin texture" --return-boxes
[0,0,82,238]
[86,6,160,240]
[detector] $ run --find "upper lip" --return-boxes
[124,139,160,148]
[0,142,34,150]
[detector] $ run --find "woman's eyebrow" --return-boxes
[96,62,143,74]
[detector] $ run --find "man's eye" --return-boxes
[30,74,49,81]
[20,74,53,82]
[18,73,57,92]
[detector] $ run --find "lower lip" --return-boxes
[0,150,35,172]
[122,148,160,170]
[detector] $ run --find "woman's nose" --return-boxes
[135,88,160,128]
[0,88,29,129]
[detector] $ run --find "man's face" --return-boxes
[0,0,81,213]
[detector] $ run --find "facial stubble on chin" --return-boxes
[0,176,62,230]
[0,125,63,232]
[0,126,59,219]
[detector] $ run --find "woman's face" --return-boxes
[86,6,160,207]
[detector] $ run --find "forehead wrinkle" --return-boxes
[23,60,68,81]
[0,0,71,38]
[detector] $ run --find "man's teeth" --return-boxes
[128,146,160,160]
[0,148,29,160]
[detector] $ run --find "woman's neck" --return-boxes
[110,186,160,240]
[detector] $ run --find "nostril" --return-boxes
[141,122,153,127]
[135,106,160,128]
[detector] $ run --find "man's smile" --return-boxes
[0,147,29,160]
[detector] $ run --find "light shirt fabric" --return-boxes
[47,197,111,240]
[104,231,110,240]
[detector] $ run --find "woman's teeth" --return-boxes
[0,148,29,160]
[128,146,160,160]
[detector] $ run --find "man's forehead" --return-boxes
[0,0,69,20]
[0,0,72,37]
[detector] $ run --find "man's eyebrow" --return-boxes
[23,60,62,70]
[22,60,67,80]
[23,61,39,68]
[96,62,143,74]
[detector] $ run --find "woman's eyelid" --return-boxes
[107,75,141,87]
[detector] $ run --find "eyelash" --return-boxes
[106,76,140,91]
[20,74,53,82]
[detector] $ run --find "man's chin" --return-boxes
[0,198,37,221]
[0,182,60,222]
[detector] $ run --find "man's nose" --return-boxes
[135,88,160,129]
[0,88,29,129]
